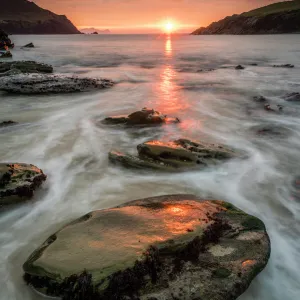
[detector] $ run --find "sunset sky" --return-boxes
[35,0,283,33]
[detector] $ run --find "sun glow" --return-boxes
[163,21,175,33]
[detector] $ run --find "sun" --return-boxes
[164,21,175,33]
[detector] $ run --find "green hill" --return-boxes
[192,0,300,35]
[243,0,300,17]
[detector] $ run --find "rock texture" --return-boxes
[0,0,80,34]
[109,139,239,172]
[0,51,12,58]
[283,92,300,102]
[192,1,300,35]
[23,194,270,300]
[0,61,53,74]
[0,163,46,206]
[0,29,14,49]
[0,120,18,127]
[102,108,180,126]
[22,43,34,48]
[0,74,113,94]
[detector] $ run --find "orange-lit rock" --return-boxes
[23,195,270,300]
[101,107,180,126]
[109,138,240,172]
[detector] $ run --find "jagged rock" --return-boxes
[22,42,34,48]
[253,96,268,103]
[283,92,300,102]
[0,29,14,49]
[102,108,180,126]
[23,194,270,300]
[0,74,114,94]
[0,51,12,58]
[0,61,53,74]
[273,64,294,68]
[109,139,239,172]
[0,120,18,127]
[0,163,46,206]
[264,103,283,112]
[235,65,245,70]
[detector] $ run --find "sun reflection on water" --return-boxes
[149,36,189,116]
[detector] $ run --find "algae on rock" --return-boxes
[23,194,270,300]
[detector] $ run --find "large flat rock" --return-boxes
[23,195,270,300]
[109,139,240,172]
[0,163,46,206]
[0,74,114,94]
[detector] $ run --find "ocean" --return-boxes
[0,34,300,299]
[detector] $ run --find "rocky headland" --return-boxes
[0,0,80,34]
[192,0,300,35]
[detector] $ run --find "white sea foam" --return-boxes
[0,34,300,300]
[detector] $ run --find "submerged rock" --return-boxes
[23,194,270,300]
[251,124,291,137]
[109,139,239,172]
[0,120,18,127]
[0,61,53,74]
[273,64,294,68]
[0,74,114,94]
[235,65,245,70]
[102,108,180,126]
[0,163,46,206]
[253,96,268,103]
[283,92,300,102]
[22,43,34,48]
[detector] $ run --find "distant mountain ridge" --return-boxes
[192,0,300,35]
[0,0,80,34]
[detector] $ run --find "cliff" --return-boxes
[0,0,80,34]
[192,0,300,35]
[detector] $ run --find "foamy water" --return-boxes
[0,34,300,299]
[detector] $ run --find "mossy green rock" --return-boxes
[23,195,270,300]
[109,139,239,172]
[0,163,47,206]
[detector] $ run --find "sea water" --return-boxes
[0,34,300,299]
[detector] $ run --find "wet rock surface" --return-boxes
[0,61,53,74]
[0,163,47,206]
[0,29,14,49]
[0,120,18,127]
[283,92,300,102]
[273,64,294,68]
[109,139,239,172]
[0,51,12,58]
[251,124,291,138]
[235,65,245,70]
[23,194,270,300]
[0,74,114,94]
[22,43,34,48]
[102,108,180,127]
